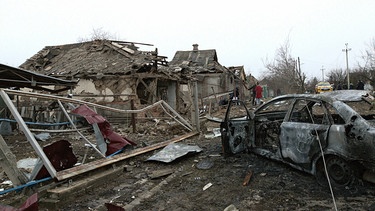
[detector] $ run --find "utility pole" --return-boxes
[320,66,325,81]
[342,43,351,89]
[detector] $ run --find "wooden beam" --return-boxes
[161,99,193,131]
[48,167,123,196]
[139,78,158,102]
[55,131,198,181]
[0,135,28,186]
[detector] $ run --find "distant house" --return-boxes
[163,44,246,110]
[20,40,181,110]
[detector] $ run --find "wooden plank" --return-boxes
[148,168,174,179]
[47,167,123,196]
[0,135,28,186]
[29,127,91,133]
[55,131,198,181]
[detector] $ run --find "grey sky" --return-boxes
[1,0,374,80]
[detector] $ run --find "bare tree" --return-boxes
[263,39,306,94]
[77,28,118,42]
[326,68,346,86]
[357,38,375,85]
[305,77,319,93]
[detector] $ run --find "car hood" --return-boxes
[320,90,369,101]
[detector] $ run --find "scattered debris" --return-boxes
[0,193,38,211]
[196,159,214,170]
[224,204,239,211]
[35,140,77,180]
[0,121,12,136]
[17,158,38,176]
[71,104,136,156]
[0,180,12,186]
[147,143,202,163]
[148,169,174,179]
[203,182,213,191]
[33,132,51,142]
[242,171,253,186]
[204,128,221,139]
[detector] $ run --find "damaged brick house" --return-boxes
[163,44,247,110]
[20,40,180,112]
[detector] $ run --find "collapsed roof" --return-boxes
[19,40,169,80]
[165,44,227,74]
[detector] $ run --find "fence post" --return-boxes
[131,99,136,133]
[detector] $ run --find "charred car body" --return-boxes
[220,90,375,186]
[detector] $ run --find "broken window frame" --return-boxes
[0,88,196,193]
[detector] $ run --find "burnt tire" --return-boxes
[324,156,354,186]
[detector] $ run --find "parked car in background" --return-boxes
[315,82,333,94]
[220,90,375,187]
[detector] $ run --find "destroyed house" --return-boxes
[227,65,249,100]
[163,44,240,109]
[19,40,180,111]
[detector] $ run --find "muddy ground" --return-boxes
[1,109,375,210]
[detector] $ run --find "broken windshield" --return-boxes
[344,100,375,125]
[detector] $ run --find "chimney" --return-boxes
[192,44,199,51]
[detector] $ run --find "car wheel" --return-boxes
[326,156,354,186]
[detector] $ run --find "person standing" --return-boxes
[235,87,239,100]
[248,84,256,106]
[357,80,365,90]
[336,82,342,90]
[255,82,263,105]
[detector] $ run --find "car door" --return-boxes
[220,100,251,154]
[280,99,330,167]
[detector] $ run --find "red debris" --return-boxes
[72,104,136,156]
[35,140,77,180]
[105,203,125,211]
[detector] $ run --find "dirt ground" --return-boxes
[1,109,375,210]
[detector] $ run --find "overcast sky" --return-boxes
[1,0,374,80]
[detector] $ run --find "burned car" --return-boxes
[220,90,375,186]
